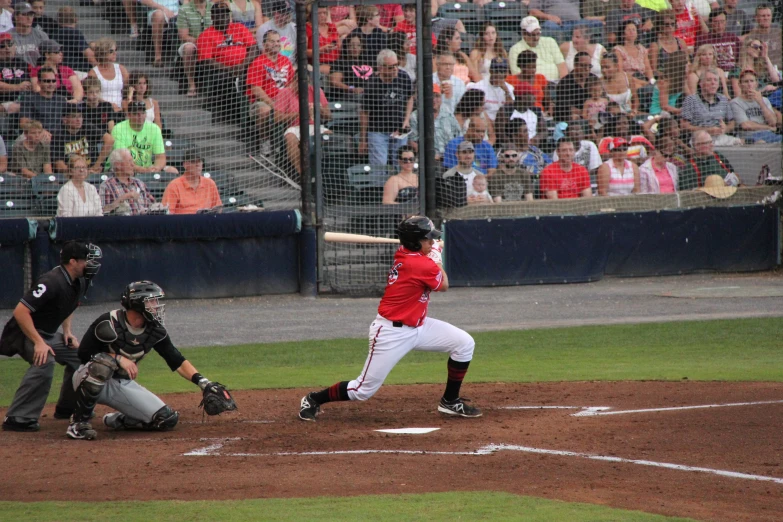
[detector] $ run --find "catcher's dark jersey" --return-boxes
[78,310,185,373]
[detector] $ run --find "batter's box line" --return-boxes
[183,441,783,486]
[498,400,783,417]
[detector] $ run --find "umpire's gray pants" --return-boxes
[72,365,166,424]
[6,331,82,422]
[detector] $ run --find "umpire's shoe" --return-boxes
[298,393,321,421]
[438,397,483,418]
[2,416,40,432]
[66,421,97,440]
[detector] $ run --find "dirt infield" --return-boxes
[2,381,782,521]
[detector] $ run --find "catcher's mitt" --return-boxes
[199,382,237,416]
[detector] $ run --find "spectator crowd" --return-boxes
[0,0,780,216]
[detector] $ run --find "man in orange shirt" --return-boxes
[161,147,222,214]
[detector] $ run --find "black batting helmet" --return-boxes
[121,281,166,325]
[396,216,441,251]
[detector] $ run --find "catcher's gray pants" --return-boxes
[72,365,166,424]
[6,331,82,422]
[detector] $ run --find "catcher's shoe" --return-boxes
[437,397,482,418]
[298,393,321,422]
[103,412,128,430]
[66,421,97,440]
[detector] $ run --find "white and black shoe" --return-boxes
[438,397,482,418]
[66,421,97,440]
[298,393,321,422]
[103,412,127,430]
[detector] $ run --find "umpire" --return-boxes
[1,241,102,432]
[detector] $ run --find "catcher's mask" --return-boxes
[396,216,441,251]
[121,280,166,325]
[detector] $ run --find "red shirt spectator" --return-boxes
[196,22,255,67]
[393,19,436,56]
[306,21,340,64]
[506,73,548,109]
[246,52,294,102]
[378,4,403,29]
[540,140,591,199]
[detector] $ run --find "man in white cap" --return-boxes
[509,16,567,83]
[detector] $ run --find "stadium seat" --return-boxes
[498,30,521,52]
[346,164,393,204]
[163,138,194,171]
[221,192,264,211]
[483,2,527,32]
[0,175,34,217]
[438,2,482,33]
[460,32,477,53]
[203,170,242,197]
[326,101,360,135]
[87,173,111,188]
[136,171,178,200]
[31,173,66,216]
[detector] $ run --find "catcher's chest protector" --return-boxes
[107,309,168,364]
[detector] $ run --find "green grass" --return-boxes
[1,318,781,407]
[0,492,695,521]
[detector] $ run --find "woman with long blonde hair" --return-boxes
[686,44,729,98]
[730,38,780,96]
[470,23,507,81]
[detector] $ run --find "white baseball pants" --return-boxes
[347,315,475,402]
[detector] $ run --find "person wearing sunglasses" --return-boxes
[730,39,780,96]
[489,144,535,202]
[382,145,418,204]
[8,2,51,67]
[18,66,67,136]
[743,5,781,72]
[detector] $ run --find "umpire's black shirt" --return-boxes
[19,265,87,335]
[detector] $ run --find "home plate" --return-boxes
[375,428,441,434]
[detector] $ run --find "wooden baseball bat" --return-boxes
[324,232,400,244]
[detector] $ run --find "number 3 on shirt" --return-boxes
[33,284,47,298]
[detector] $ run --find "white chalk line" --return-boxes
[572,400,783,417]
[182,440,783,485]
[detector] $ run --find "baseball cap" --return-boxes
[60,241,90,264]
[63,105,83,116]
[127,101,146,114]
[14,2,34,14]
[433,83,441,94]
[457,140,475,152]
[609,137,628,150]
[183,146,202,163]
[490,57,509,73]
[39,40,62,54]
[0,33,12,43]
[521,16,541,33]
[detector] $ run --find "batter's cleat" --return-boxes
[438,397,483,418]
[66,422,97,440]
[298,393,321,421]
[2,416,40,432]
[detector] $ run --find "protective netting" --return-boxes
[0,0,300,219]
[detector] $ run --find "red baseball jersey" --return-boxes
[378,247,443,327]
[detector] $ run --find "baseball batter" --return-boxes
[299,216,481,421]
[66,281,222,440]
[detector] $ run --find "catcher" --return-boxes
[66,281,236,440]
